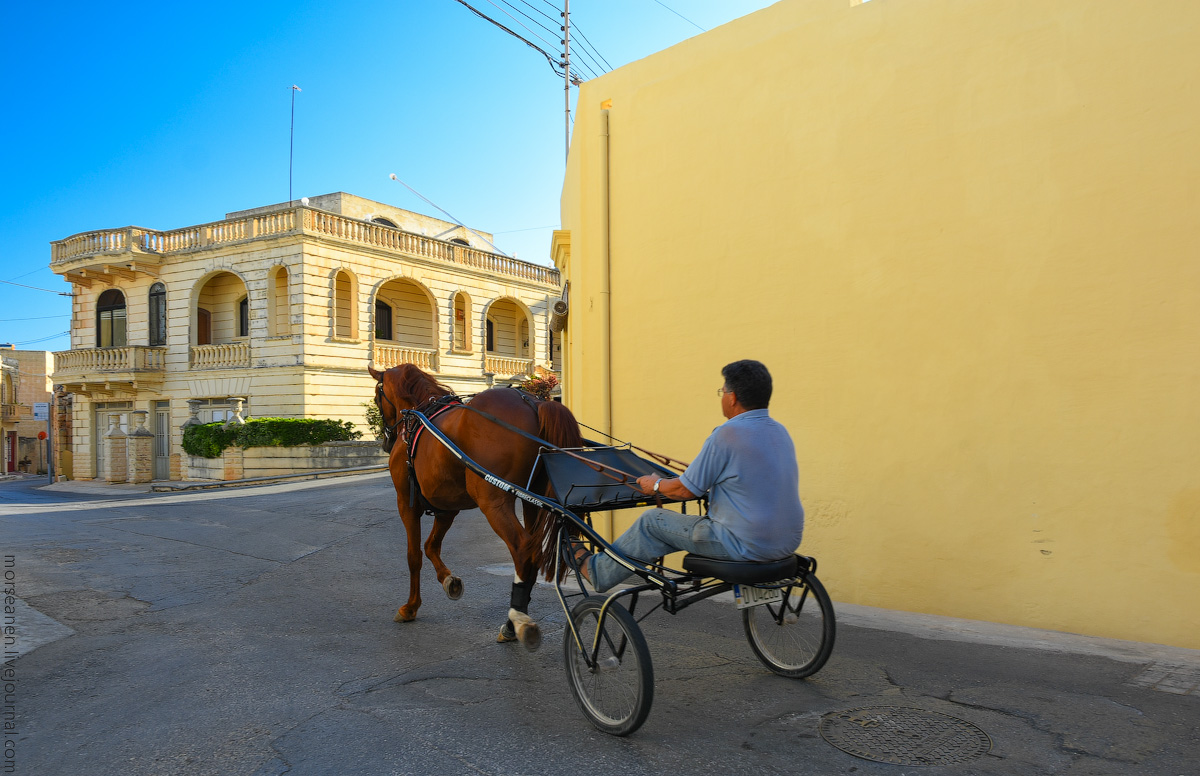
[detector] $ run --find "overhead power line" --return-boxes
[0,278,71,295]
[485,0,561,52]
[650,0,706,32]
[0,314,71,322]
[493,0,560,39]
[15,331,69,346]
[453,0,567,79]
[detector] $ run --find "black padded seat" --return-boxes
[681,554,798,584]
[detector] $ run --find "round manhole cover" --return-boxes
[819,706,991,767]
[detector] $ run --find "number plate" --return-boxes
[733,584,782,609]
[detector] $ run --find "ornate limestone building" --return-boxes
[49,193,562,481]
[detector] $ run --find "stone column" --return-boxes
[222,446,244,481]
[104,413,127,484]
[225,397,246,427]
[126,410,154,484]
[182,399,203,430]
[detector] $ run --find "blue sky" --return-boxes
[0,0,777,350]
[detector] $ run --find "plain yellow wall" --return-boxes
[558,0,1200,648]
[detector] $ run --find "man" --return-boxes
[581,360,805,592]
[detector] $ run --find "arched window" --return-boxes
[96,289,127,347]
[238,297,249,337]
[449,237,470,246]
[486,318,495,352]
[375,300,393,340]
[372,217,397,227]
[148,283,166,346]
[333,270,356,339]
[453,293,470,351]
[269,266,290,336]
[197,309,212,345]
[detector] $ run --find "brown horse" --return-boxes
[369,363,583,650]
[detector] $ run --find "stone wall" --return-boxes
[185,441,386,481]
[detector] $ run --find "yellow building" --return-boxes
[0,348,54,475]
[555,0,1200,648]
[50,193,562,482]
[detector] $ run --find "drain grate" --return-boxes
[819,706,991,767]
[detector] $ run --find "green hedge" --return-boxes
[182,418,362,458]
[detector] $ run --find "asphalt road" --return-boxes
[1,474,1197,775]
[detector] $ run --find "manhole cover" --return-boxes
[820,706,991,767]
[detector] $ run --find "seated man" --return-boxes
[580,360,805,592]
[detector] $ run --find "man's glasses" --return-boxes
[717,387,730,397]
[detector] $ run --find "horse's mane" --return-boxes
[390,364,453,406]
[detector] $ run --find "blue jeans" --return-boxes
[588,508,738,592]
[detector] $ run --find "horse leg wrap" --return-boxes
[509,580,533,613]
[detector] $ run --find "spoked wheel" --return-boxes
[563,595,654,736]
[742,573,836,678]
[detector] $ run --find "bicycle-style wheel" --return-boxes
[742,573,836,678]
[563,595,654,736]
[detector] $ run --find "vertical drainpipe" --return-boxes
[599,108,613,540]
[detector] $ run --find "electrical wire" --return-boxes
[0,314,70,322]
[512,0,560,27]
[14,331,69,346]
[649,0,706,32]
[388,173,510,257]
[482,0,562,53]
[493,0,560,39]
[452,0,566,78]
[0,279,70,295]
[571,23,613,72]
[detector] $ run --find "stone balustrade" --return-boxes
[51,207,559,286]
[485,356,535,377]
[372,344,439,372]
[1,404,18,422]
[53,346,167,376]
[190,342,250,370]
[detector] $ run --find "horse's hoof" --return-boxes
[395,608,417,623]
[442,576,464,600]
[516,621,542,652]
[497,621,518,643]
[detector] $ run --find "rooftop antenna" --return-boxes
[289,85,302,204]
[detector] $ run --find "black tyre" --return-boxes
[563,595,654,736]
[742,573,836,678]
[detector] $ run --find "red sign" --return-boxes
[38,431,47,440]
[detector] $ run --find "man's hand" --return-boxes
[634,474,698,501]
[636,474,659,495]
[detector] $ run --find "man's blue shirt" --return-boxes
[678,409,805,560]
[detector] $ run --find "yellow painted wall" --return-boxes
[558,0,1200,648]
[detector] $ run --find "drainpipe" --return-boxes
[598,108,613,539]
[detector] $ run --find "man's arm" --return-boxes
[635,474,697,501]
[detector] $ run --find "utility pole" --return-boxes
[289,85,302,204]
[563,0,571,162]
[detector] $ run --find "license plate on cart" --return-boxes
[733,584,782,609]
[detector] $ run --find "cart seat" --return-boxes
[681,554,799,584]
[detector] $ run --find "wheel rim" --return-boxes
[746,587,825,671]
[567,609,644,727]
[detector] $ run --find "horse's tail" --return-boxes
[529,400,584,581]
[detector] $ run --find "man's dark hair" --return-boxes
[721,360,772,409]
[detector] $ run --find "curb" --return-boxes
[149,465,388,492]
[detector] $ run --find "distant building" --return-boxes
[49,193,562,482]
[0,348,54,474]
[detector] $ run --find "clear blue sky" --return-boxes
[0,0,777,350]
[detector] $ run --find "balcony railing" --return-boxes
[1,404,18,422]
[485,356,535,377]
[190,342,250,370]
[53,346,167,378]
[372,344,439,372]
[52,207,560,286]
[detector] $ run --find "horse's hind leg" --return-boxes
[424,511,463,600]
[395,498,424,623]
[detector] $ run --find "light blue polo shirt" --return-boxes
[678,409,804,561]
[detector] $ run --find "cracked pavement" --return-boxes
[1,473,1198,775]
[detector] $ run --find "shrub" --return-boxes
[182,418,362,458]
[361,400,384,440]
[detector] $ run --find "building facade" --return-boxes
[0,348,54,474]
[50,193,562,482]
[556,0,1200,648]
